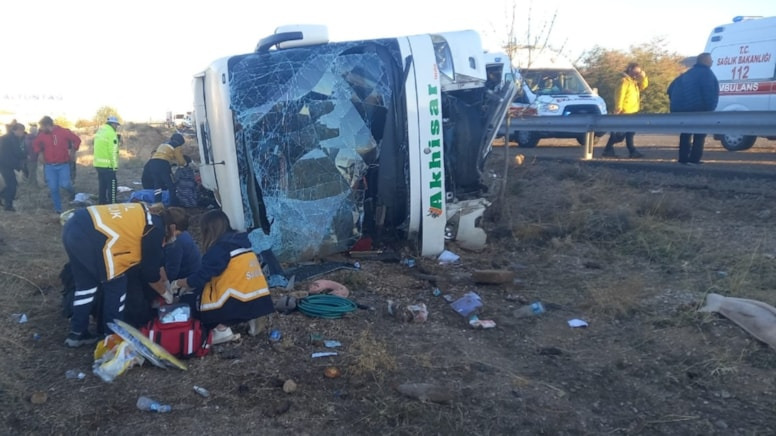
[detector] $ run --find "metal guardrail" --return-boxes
[506,111,776,136]
[503,111,776,160]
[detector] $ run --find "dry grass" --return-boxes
[348,329,398,378]
[581,276,649,319]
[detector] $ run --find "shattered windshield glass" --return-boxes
[228,41,404,261]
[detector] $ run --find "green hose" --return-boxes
[297,294,358,319]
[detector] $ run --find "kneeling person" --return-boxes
[173,210,273,344]
[62,203,174,347]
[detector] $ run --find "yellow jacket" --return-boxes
[87,203,154,279]
[200,248,270,312]
[151,143,186,167]
[613,72,648,114]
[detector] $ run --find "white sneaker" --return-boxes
[211,327,240,345]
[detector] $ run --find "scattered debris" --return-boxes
[323,340,342,348]
[12,313,27,323]
[468,316,497,329]
[269,330,282,342]
[283,379,298,393]
[568,319,589,328]
[193,386,210,398]
[395,383,454,404]
[450,292,482,317]
[514,302,545,318]
[308,279,350,298]
[387,300,428,323]
[471,269,516,284]
[29,392,48,405]
[65,370,86,380]
[400,257,416,268]
[324,366,341,379]
[699,293,776,349]
[136,396,172,413]
[437,250,460,264]
[312,352,338,358]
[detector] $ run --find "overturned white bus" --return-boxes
[193,25,514,261]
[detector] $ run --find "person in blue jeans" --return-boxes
[32,116,81,213]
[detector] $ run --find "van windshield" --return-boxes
[520,68,593,95]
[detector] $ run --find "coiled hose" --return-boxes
[297,294,358,319]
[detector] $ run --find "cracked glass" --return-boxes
[228,40,402,261]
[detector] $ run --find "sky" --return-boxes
[1,0,774,122]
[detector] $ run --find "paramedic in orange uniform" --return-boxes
[173,210,274,344]
[62,203,174,347]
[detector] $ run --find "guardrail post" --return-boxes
[583,131,594,160]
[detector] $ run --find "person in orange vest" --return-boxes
[61,203,175,347]
[172,210,274,344]
[142,133,187,205]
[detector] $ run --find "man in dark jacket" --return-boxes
[0,123,27,211]
[668,53,719,164]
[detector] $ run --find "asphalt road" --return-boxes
[493,134,776,179]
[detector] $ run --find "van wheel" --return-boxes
[720,134,756,151]
[510,131,539,148]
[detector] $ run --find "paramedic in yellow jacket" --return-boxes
[93,116,120,204]
[141,133,187,205]
[173,210,274,345]
[62,203,175,347]
[602,62,648,158]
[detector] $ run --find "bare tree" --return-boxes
[491,0,566,67]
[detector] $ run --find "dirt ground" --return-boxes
[2,128,776,435]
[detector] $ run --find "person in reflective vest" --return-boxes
[173,210,274,344]
[93,116,121,204]
[62,203,174,347]
[141,133,187,205]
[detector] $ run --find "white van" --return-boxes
[705,16,776,151]
[502,48,607,148]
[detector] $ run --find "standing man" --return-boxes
[0,123,27,212]
[33,116,82,213]
[93,116,121,204]
[602,62,649,159]
[668,53,719,165]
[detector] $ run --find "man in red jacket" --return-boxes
[33,116,81,213]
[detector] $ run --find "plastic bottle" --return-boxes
[193,385,210,398]
[136,396,172,413]
[514,301,545,318]
[65,370,86,380]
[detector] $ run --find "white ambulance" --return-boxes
[193,25,514,261]
[705,16,776,151]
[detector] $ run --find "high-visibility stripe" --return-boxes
[200,287,270,311]
[88,206,120,278]
[230,248,252,257]
[120,293,126,303]
[118,304,125,312]
[188,330,194,354]
[74,287,97,297]
[74,297,94,306]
